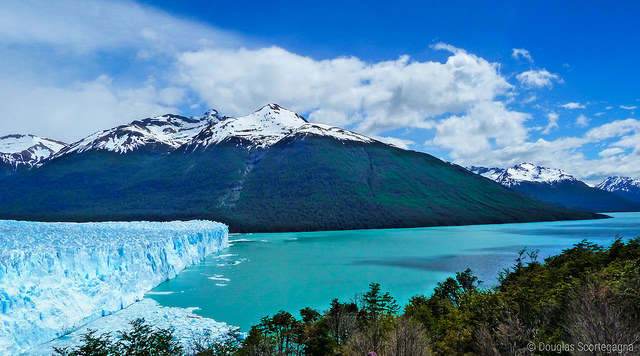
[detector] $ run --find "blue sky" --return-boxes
[0,0,639,182]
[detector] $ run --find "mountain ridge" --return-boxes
[0,105,604,232]
[597,176,640,203]
[468,163,640,212]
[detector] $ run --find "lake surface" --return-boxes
[147,212,640,330]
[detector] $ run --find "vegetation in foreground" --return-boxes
[58,237,640,355]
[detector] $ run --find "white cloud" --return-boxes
[516,69,561,88]
[0,0,242,141]
[585,118,640,141]
[0,76,180,141]
[620,105,637,110]
[511,48,534,62]
[430,101,529,158]
[599,147,624,157]
[542,112,559,134]
[0,0,239,55]
[575,114,590,127]
[177,44,513,135]
[561,102,585,109]
[370,136,415,149]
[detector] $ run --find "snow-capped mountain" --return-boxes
[467,163,640,212]
[597,176,640,203]
[0,134,66,170]
[597,176,640,192]
[53,113,216,157]
[53,104,375,157]
[189,104,373,150]
[469,162,577,187]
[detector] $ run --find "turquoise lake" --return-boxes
[147,212,640,330]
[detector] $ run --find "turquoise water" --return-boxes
[147,213,640,330]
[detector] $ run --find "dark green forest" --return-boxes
[61,237,640,355]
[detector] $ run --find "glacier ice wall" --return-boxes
[0,220,228,354]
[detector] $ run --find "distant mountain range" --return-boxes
[0,105,606,232]
[597,176,640,203]
[468,163,640,213]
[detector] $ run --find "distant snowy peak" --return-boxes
[499,163,577,186]
[469,163,577,187]
[188,104,374,149]
[0,134,66,169]
[55,113,214,156]
[597,176,640,193]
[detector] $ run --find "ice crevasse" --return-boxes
[0,220,228,354]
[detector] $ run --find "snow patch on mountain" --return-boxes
[467,166,504,181]
[290,123,374,144]
[48,104,382,157]
[0,134,66,169]
[189,104,308,149]
[189,103,376,149]
[0,220,228,354]
[468,163,578,187]
[597,176,640,193]
[54,113,215,156]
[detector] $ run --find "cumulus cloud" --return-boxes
[561,102,585,109]
[620,105,637,110]
[0,0,241,141]
[516,69,561,88]
[512,48,533,62]
[177,44,513,136]
[430,101,529,158]
[584,118,640,141]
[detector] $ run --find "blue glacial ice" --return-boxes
[0,220,228,354]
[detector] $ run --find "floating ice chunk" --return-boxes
[208,274,231,282]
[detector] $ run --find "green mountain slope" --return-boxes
[0,135,603,232]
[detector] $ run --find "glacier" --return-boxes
[0,220,228,354]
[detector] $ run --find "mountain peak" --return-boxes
[468,162,577,187]
[597,176,640,192]
[0,134,66,170]
[50,104,381,156]
[55,113,214,156]
[202,109,222,122]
